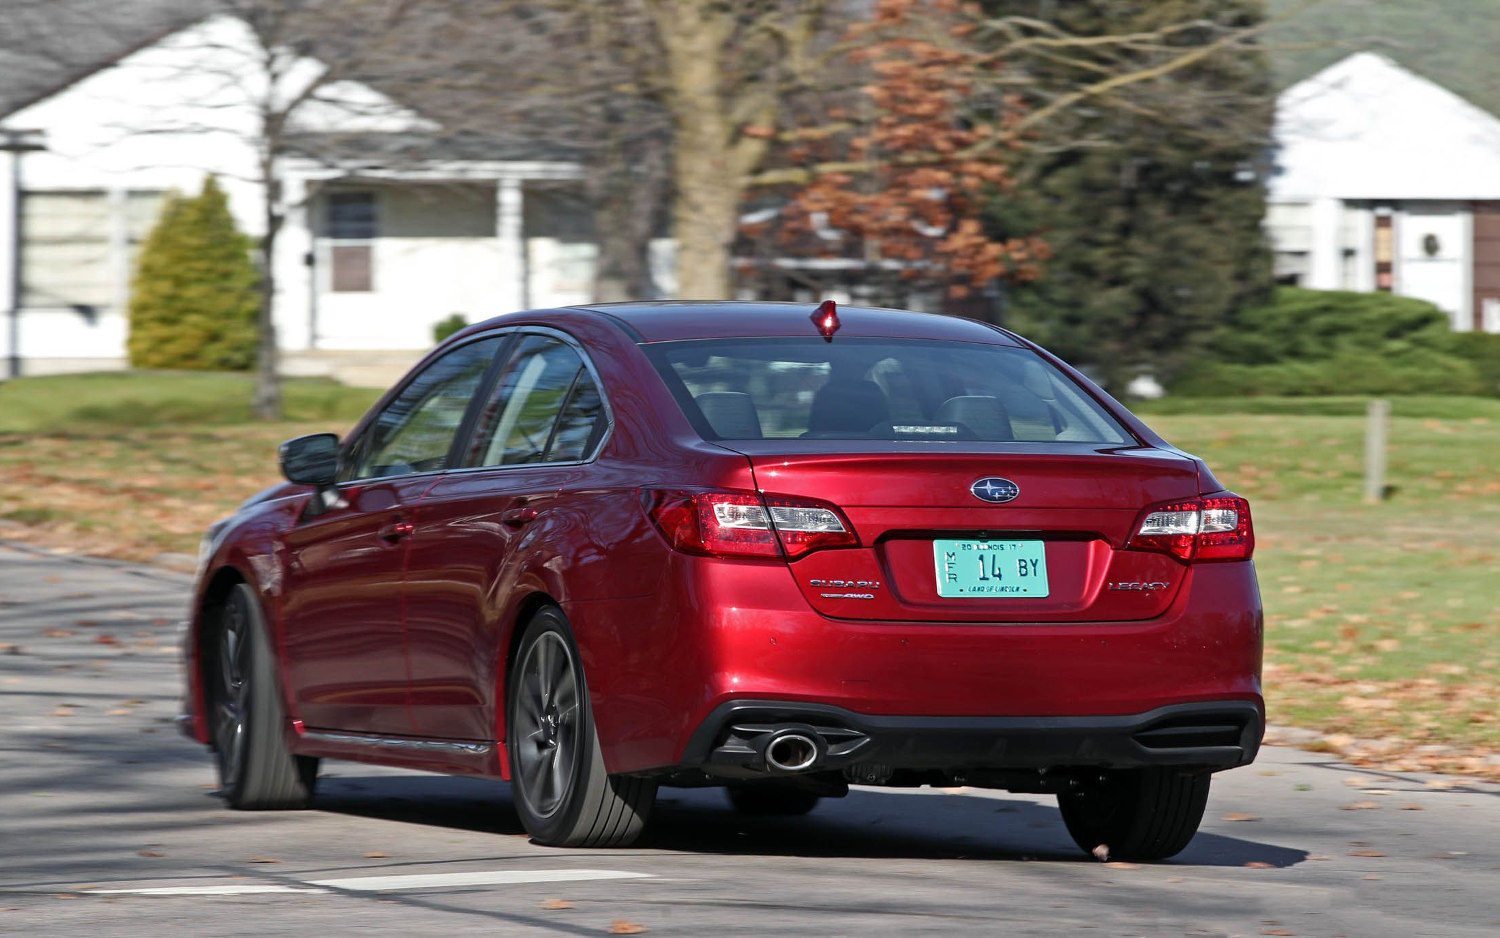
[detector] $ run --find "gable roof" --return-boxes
[0,0,214,119]
[1270,52,1500,201]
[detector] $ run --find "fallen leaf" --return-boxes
[608,922,647,935]
[50,708,74,717]
[540,899,574,910]
[138,850,164,858]
[1222,813,1260,822]
[42,628,74,638]
[93,634,119,646]
[1307,855,1330,861]
[1400,804,1424,811]
[362,852,389,859]
[1104,861,1140,870]
[1340,802,1379,811]
[1426,855,1456,860]
[1262,930,1295,936]
[1348,850,1385,858]
[247,857,280,864]
[1244,861,1275,869]
[107,709,131,716]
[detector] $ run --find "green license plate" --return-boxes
[933,539,1050,598]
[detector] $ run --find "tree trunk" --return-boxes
[653,1,739,299]
[589,133,669,302]
[253,156,282,421]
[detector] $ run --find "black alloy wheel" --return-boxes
[506,606,656,847]
[208,583,318,809]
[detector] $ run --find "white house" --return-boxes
[0,13,602,379]
[1267,52,1500,333]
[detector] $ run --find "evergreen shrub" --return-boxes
[127,176,259,370]
[1443,331,1500,394]
[1169,288,1489,396]
[433,313,468,344]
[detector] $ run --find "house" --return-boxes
[0,12,602,380]
[1267,52,1500,333]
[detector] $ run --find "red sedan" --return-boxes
[181,301,1262,860]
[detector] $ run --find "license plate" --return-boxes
[933,539,1049,598]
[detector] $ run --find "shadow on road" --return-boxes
[314,774,1307,869]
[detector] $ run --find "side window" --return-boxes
[547,372,605,462]
[465,336,606,466]
[348,336,501,481]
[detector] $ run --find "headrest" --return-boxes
[695,391,764,439]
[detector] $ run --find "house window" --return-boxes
[327,191,376,292]
[1374,213,1394,292]
[22,189,164,309]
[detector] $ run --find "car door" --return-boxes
[403,332,610,740]
[279,335,505,735]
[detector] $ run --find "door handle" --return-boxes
[379,520,414,542]
[501,507,537,526]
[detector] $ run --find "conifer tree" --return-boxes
[983,0,1275,392]
[127,176,259,371]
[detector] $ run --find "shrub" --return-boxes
[1171,288,1489,396]
[127,176,259,370]
[1443,331,1500,395]
[433,313,468,344]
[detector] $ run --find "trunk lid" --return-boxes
[730,442,1201,623]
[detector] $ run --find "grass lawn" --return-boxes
[1,373,1496,776]
[0,372,378,562]
[1138,397,1500,776]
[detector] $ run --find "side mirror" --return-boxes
[279,433,340,487]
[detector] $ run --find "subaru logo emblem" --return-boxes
[971,477,1020,503]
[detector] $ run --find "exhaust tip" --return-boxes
[764,731,820,773]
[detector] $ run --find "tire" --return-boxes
[506,606,656,847]
[726,783,821,816]
[1057,767,1210,862]
[207,583,318,810]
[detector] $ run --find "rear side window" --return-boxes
[464,335,607,466]
[649,338,1131,444]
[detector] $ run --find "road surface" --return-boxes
[2,543,1496,937]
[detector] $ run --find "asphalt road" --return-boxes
[2,543,1497,938]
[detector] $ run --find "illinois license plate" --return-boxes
[933,539,1049,598]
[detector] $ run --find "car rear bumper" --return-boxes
[678,699,1264,779]
[575,555,1264,775]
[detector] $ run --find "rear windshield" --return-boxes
[649,338,1132,444]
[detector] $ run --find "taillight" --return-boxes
[1128,494,1253,562]
[644,489,858,560]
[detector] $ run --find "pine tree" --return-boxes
[982,0,1275,392]
[127,176,259,370]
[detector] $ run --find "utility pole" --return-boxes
[1,127,46,380]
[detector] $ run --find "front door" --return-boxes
[280,475,434,734]
[279,334,505,735]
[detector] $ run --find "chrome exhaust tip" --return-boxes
[762,729,821,773]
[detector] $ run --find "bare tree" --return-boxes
[381,0,846,302]
[204,0,423,419]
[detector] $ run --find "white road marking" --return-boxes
[307,869,651,891]
[89,868,651,897]
[92,885,322,896]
